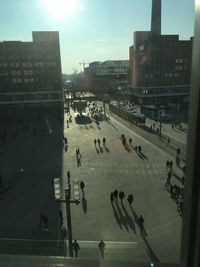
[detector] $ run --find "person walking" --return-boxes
[80,180,85,196]
[129,138,132,145]
[102,137,106,145]
[119,191,125,202]
[98,240,105,259]
[72,240,80,258]
[127,193,134,205]
[167,138,170,146]
[94,139,97,146]
[113,189,118,199]
[97,138,101,146]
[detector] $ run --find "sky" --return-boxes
[0,0,195,74]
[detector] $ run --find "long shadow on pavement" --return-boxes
[130,206,160,263]
[121,201,136,233]
[82,197,87,214]
[105,119,119,131]
[142,235,160,263]
[104,145,110,153]
[111,202,122,229]
[115,200,129,231]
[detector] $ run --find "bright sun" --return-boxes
[43,0,84,20]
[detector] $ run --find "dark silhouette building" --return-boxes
[0,31,63,119]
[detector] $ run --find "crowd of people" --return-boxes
[164,159,184,216]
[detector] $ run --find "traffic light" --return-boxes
[53,178,61,200]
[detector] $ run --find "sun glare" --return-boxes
[43,0,83,20]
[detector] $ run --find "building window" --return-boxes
[22,63,27,67]
[11,71,16,76]
[10,63,15,67]
[12,78,17,83]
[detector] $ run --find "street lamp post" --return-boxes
[65,188,73,257]
[53,174,80,258]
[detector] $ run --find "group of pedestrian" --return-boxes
[94,137,106,146]
[166,160,174,171]
[164,157,184,216]
[110,190,134,205]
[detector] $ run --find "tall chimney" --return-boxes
[151,0,161,35]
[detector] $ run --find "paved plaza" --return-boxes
[0,104,185,263]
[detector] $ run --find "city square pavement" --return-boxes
[60,104,184,263]
[0,105,184,263]
[0,112,64,255]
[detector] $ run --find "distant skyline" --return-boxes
[0,0,195,74]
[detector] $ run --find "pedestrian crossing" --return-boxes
[80,161,165,185]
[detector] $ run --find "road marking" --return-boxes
[0,238,137,249]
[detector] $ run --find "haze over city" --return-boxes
[0,0,195,73]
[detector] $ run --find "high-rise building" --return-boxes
[0,31,63,118]
[129,0,193,109]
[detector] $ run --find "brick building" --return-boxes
[129,0,193,109]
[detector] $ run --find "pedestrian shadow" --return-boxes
[105,119,119,131]
[95,147,100,154]
[82,197,87,214]
[111,202,122,229]
[124,144,132,153]
[129,206,139,225]
[99,146,104,153]
[115,200,129,231]
[65,144,68,152]
[172,171,184,184]
[142,235,160,263]
[137,152,144,160]
[139,152,148,160]
[121,201,136,233]
[104,146,110,153]
[76,158,81,167]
